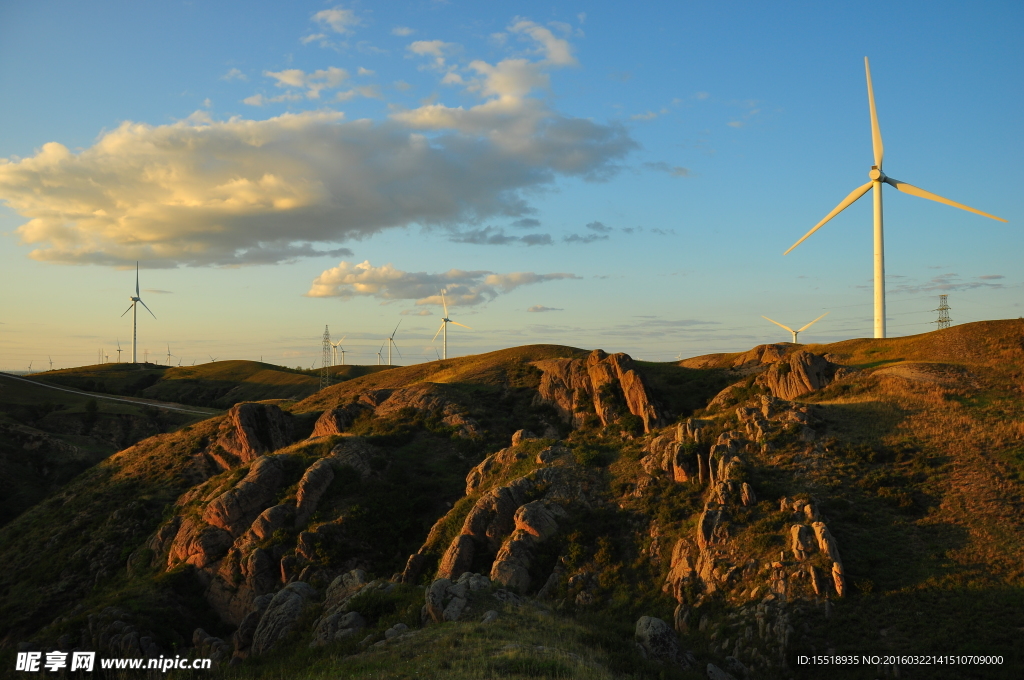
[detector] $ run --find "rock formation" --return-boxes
[533,350,663,432]
[215,403,294,467]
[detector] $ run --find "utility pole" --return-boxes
[320,326,331,391]
[934,295,951,330]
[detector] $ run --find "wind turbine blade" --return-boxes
[441,290,448,317]
[883,177,1007,222]
[450,321,472,330]
[393,343,402,359]
[432,322,445,342]
[391,320,402,338]
[784,181,873,255]
[138,298,157,319]
[135,262,140,297]
[865,57,884,169]
[120,303,134,317]
[796,311,830,333]
[761,316,795,333]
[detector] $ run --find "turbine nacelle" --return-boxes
[868,166,885,181]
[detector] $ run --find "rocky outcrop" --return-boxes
[533,350,663,433]
[294,459,335,527]
[663,539,695,603]
[203,456,284,537]
[635,616,691,667]
[490,501,567,592]
[811,522,843,569]
[328,438,376,480]
[372,383,478,436]
[641,430,696,483]
[167,517,233,568]
[310,404,371,437]
[757,350,838,400]
[423,573,490,624]
[250,581,316,656]
[215,403,294,466]
[790,524,815,561]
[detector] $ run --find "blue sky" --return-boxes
[1,1,1021,370]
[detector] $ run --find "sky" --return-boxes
[1,1,1021,371]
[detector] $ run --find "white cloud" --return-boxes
[300,33,328,45]
[508,19,577,66]
[265,67,349,99]
[528,305,562,312]
[312,6,361,34]
[222,68,247,81]
[335,85,382,101]
[407,40,456,70]
[0,108,632,267]
[243,94,265,106]
[401,308,432,316]
[392,26,415,37]
[307,260,579,306]
[357,67,375,76]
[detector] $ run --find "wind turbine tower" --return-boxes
[120,263,157,363]
[762,312,830,344]
[784,58,1007,339]
[386,321,402,366]
[431,291,472,360]
[116,340,122,363]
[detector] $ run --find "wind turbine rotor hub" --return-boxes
[868,167,885,181]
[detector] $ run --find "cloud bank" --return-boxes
[307,260,579,306]
[0,17,634,268]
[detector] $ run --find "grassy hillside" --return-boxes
[1,321,1022,679]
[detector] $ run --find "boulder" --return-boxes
[489,531,535,593]
[294,459,335,528]
[635,616,688,667]
[250,582,316,655]
[513,501,564,540]
[310,611,365,647]
[203,456,284,537]
[663,539,695,603]
[832,561,847,597]
[425,578,451,623]
[740,482,756,507]
[696,506,723,551]
[811,522,842,569]
[759,350,837,400]
[216,403,294,465]
[442,596,467,622]
[242,548,277,595]
[437,535,475,582]
[790,525,815,561]
[511,429,536,446]
[167,517,233,568]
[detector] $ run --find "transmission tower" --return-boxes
[320,325,331,390]
[934,294,952,330]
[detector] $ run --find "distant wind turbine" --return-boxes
[784,57,1007,339]
[330,336,347,366]
[386,321,402,366]
[120,262,157,363]
[116,339,123,363]
[48,356,53,370]
[376,343,385,366]
[762,312,830,344]
[165,344,174,365]
[28,361,32,372]
[431,290,471,360]
[209,355,218,363]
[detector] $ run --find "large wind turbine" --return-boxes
[785,57,1007,339]
[120,263,156,363]
[762,312,829,344]
[431,290,471,360]
[386,322,402,366]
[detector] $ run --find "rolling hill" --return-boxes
[1,321,1022,679]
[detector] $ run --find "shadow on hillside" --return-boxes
[816,400,909,445]
[795,584,1024,680]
